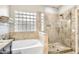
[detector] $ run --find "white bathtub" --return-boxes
[12,39,44,54]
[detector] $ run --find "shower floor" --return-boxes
[48,42,73,54]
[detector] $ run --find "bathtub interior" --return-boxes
[12,39,44,54]
[12,39,42,48]
[12,46,44,54]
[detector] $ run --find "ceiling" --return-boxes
[45,5,63,8]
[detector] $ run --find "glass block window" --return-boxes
[41,13,44,31]
[14,11,36,32]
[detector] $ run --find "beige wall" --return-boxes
[9,5,45,18]
[9,5,45,39]
[9,5,59,40]
[45,13,59,43]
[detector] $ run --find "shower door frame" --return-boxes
[75,7,79,54]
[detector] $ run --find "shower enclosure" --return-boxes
[47,7,76,54]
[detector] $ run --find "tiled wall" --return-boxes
[9,5,44,39]
[58,7,76,50]
[45,13,59,43]
[46,6,76,51]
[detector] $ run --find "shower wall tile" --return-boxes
[45,13,59,43]
[58,8,76,50]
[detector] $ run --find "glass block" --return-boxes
[41,13,44,17]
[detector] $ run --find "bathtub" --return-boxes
[12,39,44,54]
